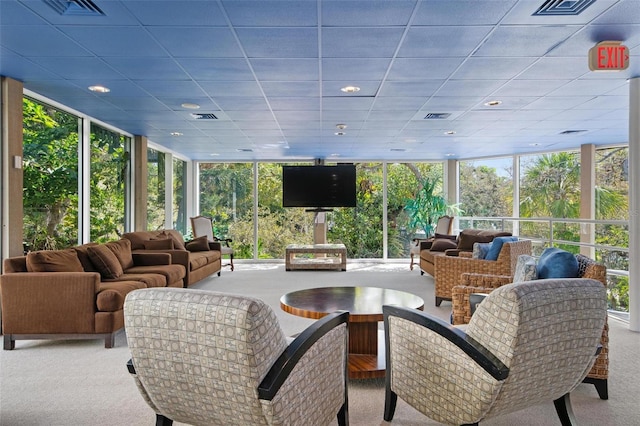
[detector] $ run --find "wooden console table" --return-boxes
[285,244,347,271]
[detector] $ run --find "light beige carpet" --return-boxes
[1,261,637,425]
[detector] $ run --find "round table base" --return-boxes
[348,330,386,379]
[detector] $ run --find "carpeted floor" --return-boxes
[1,261,638,425]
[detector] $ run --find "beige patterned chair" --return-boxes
[124,288,349,426]
[383,278,607,426]
[190,215,234,271]
[451,253,610,400]
[433,239,531,306]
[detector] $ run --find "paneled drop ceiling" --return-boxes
[1,0,639,161]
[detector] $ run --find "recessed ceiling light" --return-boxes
[484,100,502,106]
[444,130,456,135]
[335,132,346,136]
[340,85,360,93]
[170,132,183,136]
[336,123,347,130]
[88,85,110,93]
[181,102,200,109]
[209,153,220,156]
[445,153,456,157]
[404,138,417,143]
[330,153,340,157]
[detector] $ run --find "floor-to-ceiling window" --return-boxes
[257,163,312,258]
[89,123,130,243]
[458,157,513,231]
[386,162,444,259]
[328,162,383,259]
[595,146,630,312]
[199,163,254,258]
[146,148,165,231]
[22,97,80,251]
[518,151,581,254]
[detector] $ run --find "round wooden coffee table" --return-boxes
[280,286,424,379]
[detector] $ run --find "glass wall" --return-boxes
[595,146,630,312]
[257,163,311,259]
[458,157,513,231]
[517,151,581,254]
[199,163,254,258]
[386,162,444,258]
[89,123,130,243]
[198,161,388,259]
[22,97,80,250]
[173,158,187,235]
[327,162,383,258]
[146,148,165,231]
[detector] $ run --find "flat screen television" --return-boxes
[282,165,357,208]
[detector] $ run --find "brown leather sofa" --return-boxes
[123,229,222,287]
[419,229,512,277]
[1,239,186,350]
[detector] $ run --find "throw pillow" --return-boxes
[434,233,457,241]
[456,229,482,251]
[484,236,519,261]
[87,244,124,279]
[430,238,458,252]
[144,239,174,250]
[513,254,538,282]
[456,229,505,251]
[472,242,491,259]
[73,243,99,272]
[185,235,210,252]
[163,231,186,250]
[537,247,579,279]
[26,249,84,272]
[105,239,134,270]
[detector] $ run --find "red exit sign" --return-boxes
[589,41,629,71]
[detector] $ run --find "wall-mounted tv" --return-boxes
[282,165,357,208]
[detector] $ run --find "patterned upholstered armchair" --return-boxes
[433,239,532,306]
[451,253,610,400]
[383,278,607,426]
[124,288,349,426]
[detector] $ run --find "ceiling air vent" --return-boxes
[560,129,587,135]
[424,113,451,119]
[191,113,218,120]
[44,0,105,16]
[532,0,596,16]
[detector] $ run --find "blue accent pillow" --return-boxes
[537,247,579,279]
[472,242,491,259]
[485,236,518,261]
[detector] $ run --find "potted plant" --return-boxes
[404,178,458,238]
